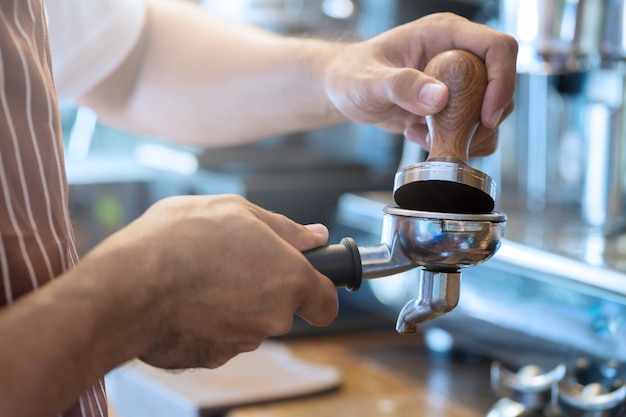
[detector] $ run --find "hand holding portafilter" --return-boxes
[303,50,506,332]
[394,50,496,214]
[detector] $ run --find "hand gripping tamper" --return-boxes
[304,50,506,333]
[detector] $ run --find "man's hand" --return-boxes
[323,13,518,158]
[87,194,339,370]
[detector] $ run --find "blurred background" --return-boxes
[66,0,626,405]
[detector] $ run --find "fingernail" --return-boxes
[305,223,328,237]
[489,108,505,128]
[419,82,446,110]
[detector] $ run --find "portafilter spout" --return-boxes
[303,206,506,333]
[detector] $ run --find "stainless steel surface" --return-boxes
[499,0,626,228]
[500,70,626,227]
[581,70,626,228]
[559,382,626,417]
[488,362,565,416]
[488,359,626,416]
[493,198,626,294]
[500,0,603,74]
[486,399,526,417]
[558,382,626,416]
[601,0,626,66]
[556,358,626,416]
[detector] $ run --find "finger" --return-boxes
[304,223,329,242]
[251,207,329,251]
[245,204,337,319]
[296,275,339,327]
[404,122,430,147]
[497,99,515,124]
[383,68,449,116]
[458,34,517,128]
[481,45,517,128]
[468,127,498,157]
[469,100,514,156]
[419,15,518,128]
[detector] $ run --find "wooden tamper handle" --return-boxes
[424,50,487,163]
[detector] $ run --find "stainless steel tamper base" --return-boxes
[395,161,496,195]
[393,161,497,214]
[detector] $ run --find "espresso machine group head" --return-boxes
[304,50,506,333]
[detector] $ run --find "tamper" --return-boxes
[394,50,496,214]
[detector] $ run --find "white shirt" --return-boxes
[45,0,147,101]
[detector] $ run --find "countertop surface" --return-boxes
[228,329,497,417]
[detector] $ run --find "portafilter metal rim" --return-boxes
[383,204,507,223]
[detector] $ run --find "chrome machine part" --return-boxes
[500,0,604,74]
[599,0,626,67]
[556,358,626,416]
[488,362,566,416]
[558,382,626,416]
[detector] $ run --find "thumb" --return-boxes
[304,223,329,242]
[254,209,329,251]
[385,68,449,115]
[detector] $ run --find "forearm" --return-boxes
[78,0,348,146]
[0,247,156,417]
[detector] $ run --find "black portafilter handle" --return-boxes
[302,237,362,292]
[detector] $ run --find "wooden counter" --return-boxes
[229,330,497,417]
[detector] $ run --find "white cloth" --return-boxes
[44,0,147,101]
